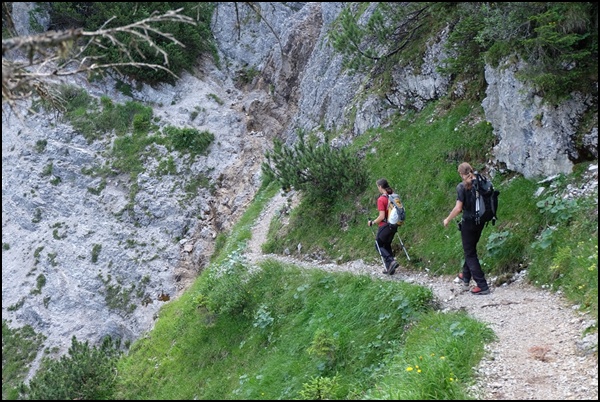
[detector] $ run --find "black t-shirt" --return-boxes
[456,182,475,220]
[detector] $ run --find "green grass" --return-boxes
[5,97,596,399]
[110,96,595,400]
[109,181,497,400]
[259,99,598,320]
[4,76,596,402]
[114,261,434,399]
[365,311,493,400]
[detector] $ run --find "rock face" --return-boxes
[2,2,597,380]
[482,61,595,178]
[2,68,265,377]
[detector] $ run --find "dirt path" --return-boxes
[245,192,598,400]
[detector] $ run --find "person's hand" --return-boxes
[443,218,448,228]
[368,220,372,227]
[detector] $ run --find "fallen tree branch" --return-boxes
[2,8,195,112]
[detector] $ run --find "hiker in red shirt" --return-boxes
[368,178,400,275]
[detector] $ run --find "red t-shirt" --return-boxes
[377,194,388,226]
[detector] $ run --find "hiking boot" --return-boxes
[453,272,465,283]
[470,286,490,295]
[454,273,470,290]
[388,261,399,275]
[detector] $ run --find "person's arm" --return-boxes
[368,196,388,226]
[370,209,386,226]
[443,200,463,227]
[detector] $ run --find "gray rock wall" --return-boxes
[482,60,593,178]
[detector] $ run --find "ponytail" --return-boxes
[376,178,394,194]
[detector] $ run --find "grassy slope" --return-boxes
[265,100,556,279]
[112,100,597,399]
[113,182,493,400]
[4,93,595,400]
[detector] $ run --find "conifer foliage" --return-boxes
[262,132,368,203]
[20,336,122,400]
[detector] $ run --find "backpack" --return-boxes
[386,193,406,226]
[472,172,499,225]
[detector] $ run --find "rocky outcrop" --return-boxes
[482,60,595,178]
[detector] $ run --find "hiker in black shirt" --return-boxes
[443,162,490,295]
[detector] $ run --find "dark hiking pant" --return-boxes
[460,219,489,290]
[375,223,398,270]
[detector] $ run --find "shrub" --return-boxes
[262,131,368,203]
[165,126,215,156]
[20,336,122,400]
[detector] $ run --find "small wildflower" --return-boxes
[430,353,435,356]
[440,356,446,360]
[406,366,413,372]
[417,369,422,373]
[449,377,454,382]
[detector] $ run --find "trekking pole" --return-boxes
[396,232,411,261]
[370,225,387,270]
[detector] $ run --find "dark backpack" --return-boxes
[472,172,499,225]
[386,193,406,226]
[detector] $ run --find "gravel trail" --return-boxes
[245,192,598,400]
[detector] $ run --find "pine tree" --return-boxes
[262,132,368,203]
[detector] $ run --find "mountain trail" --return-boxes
[245,192,598,400]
